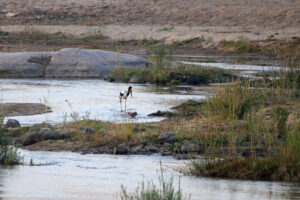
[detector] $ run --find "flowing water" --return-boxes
[0,79,206,125]
[0,150,299,200]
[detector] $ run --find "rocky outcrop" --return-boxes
[0,48,150,78]
[21,127,71,146]
[0,52,54,78]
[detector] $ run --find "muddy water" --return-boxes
[0,150,299,200]
[0,79,206,125]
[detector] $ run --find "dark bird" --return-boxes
[119,86,133,112]
[128,111,137,118]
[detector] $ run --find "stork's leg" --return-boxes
[125,99,127,112]
[120,99,122,112]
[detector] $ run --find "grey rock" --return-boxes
[21,128,71,146]
[161,151,173,156]
[173,154,191,160]
[80,127,96,133]
[148,110,175,118]
[181,143,199,153]
[114,144,129,155]
[28,55,52,66]
[5,119,21,128]
[46,48,149,78]
[0,48,150,78]
[132,144,145,153]
[145,144,159,153]
[158,131,177,143]
[0,52,54,78]
[30,122,53,131]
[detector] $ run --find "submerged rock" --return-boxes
[0,48,150,78]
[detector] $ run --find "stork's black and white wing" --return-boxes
[119,91,127,99]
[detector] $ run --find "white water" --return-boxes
[0,79,206,125]
[0,150,299,200]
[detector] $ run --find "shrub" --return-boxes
[271,106,289,138]
[0,105,23,165]
[220,36,261,54]
[120,163,190,200]
[204,82,263,120]
[106,65,233,85]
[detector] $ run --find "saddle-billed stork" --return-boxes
[119,86,133,112]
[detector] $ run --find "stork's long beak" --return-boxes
[131,91,133,97]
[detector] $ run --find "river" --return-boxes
[0,150,299,200]
[0,79,206,125]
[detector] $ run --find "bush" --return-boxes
[204,82,264,120]
[271,106,289,138]
[220,37,261,54]
[0,105,23,165]
[120,163,190,200]
[106,65,233,85]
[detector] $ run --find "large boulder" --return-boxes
[0,48,150,78]
[0,51,54,78]
[21,127,71,146]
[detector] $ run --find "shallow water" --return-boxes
[0,79,206,125]
[0,150,299,200]
[179,61,283,71]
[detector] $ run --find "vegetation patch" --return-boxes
[219,36,261,54]
[105,65,233,85]
[121,163,190,200]
[0,109,23,165]
[187,157,300,182]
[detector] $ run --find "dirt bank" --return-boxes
[1,0,299,29]
[1,103,51,116]
[1,25,299,45]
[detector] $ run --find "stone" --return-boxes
[46,48,150,78]
[148,110,175,118]
[0,48,150,78]
[5,119,21,128]
[173,154,191,160]
[0,52,54,78]
[21,128,71,146]
[145,143,159,153]
[181,143,199,153]
[28,55,52,66]
[114,144,129,155]
[30,123,53,131]
[80,127,96,133]
[158,131,177,143]
[132,144,145,153]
